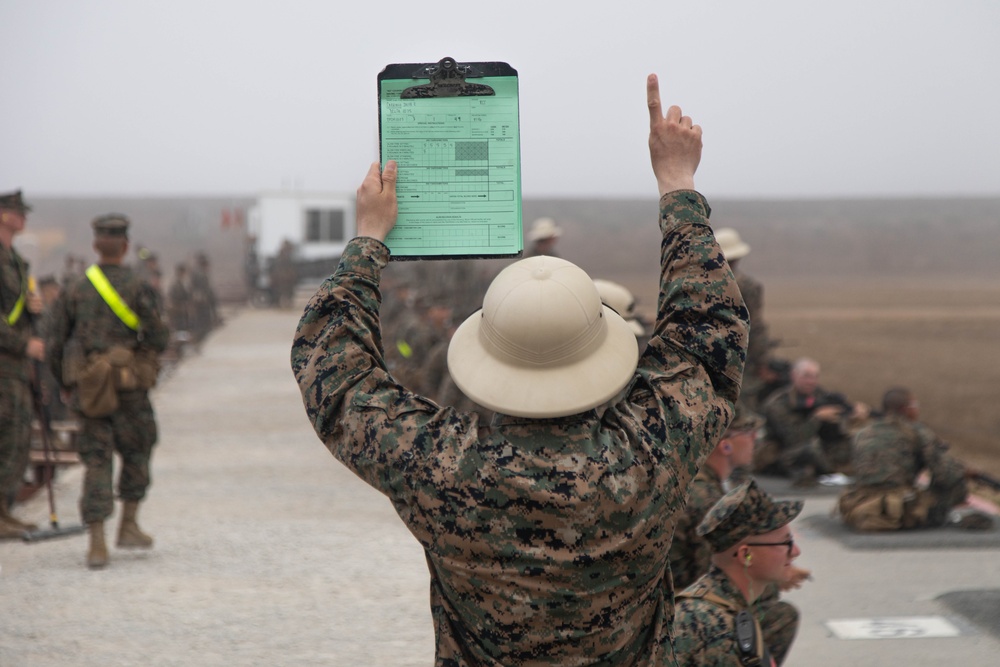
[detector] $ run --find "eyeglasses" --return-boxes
[745,537,795,557]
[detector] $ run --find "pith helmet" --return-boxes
[593,279,645,337]
[0,190,31,213]
[714,227,750,261]
[447,255,639,418]
[527,217,562,241]
[697,479,803,553]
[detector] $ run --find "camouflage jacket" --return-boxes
[291,190,748,666]
[674,565,763,667]
[735,270,769,376]
[762,384,850,449]
[851,415,965,491]
[47,263,169,388]
[0,242,33,380]
[669,465,725,591]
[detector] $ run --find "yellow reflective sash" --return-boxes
[4,254,27,326]
[5,292,24,325]
[85,264,140,331]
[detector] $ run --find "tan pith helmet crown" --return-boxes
[715,227,750,261]
[593,278,646,337]
[447,256,639,418]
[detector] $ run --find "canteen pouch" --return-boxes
[133,347,161,390]
[107,346,140,391]
[838,487,912,531]
[77,353,119,418]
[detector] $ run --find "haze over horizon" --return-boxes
[3,1,999,200]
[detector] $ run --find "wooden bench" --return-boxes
[17,419,82,501]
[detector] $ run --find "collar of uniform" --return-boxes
[704,563,752,608]
[490,409,599,428]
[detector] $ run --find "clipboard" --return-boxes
[377,57,522,260]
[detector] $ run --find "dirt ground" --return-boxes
[763,277,1000,478]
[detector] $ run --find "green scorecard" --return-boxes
[378,58,522,260]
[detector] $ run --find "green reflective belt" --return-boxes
[5,292,25,325]
[85,264,140,331]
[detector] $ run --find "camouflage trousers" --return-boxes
[0,376,33,502]
[77,390,158,524]
[757,585,799,666]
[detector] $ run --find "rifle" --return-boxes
[22,327,86,542]
[968,470,1000,493]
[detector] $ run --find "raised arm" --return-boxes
[643,74,749,402]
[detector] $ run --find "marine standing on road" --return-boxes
[0,190,45,537]
[674,479,805,667]
[47,214,169,568]
[291,74,749,665]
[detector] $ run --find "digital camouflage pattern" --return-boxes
[761,385,853,477]
[671,470,799,664]
[697,480,803,555]
[47,263,169,522]
[670,465,723,591]
[291,190,748,666]
[0,242,33,504]
[674,565,772,667]
[839,415,967,529]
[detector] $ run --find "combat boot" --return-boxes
[0,497,37,532]
[87,521,108,569]
[117,500,154,548]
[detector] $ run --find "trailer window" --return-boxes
[305,209,345,242]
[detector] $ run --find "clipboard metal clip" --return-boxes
[401,57,495,98]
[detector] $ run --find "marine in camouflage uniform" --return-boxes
[668,406,800,664]
[291,81,749,665]
[760,358,864,483]
[838,387,971,531]
[675,480,805,667]
[47,214,169,567]
[0,190,44,537]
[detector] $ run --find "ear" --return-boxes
[719,438,733,455]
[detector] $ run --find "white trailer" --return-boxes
[247,190,356,263]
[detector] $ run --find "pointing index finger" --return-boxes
[647,74,662,128]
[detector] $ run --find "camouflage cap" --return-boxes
[0,189,31,212]
[91,213,130,238]
[697,479,803,553]
[725,401,765,434]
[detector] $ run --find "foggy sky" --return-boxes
[2,1,998,199]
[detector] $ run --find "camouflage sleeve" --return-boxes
[291,237,469,537]
[0,313,29,357]
[136,281,170,353]
[763,393,819,449]
[45,291,72,386]
[916,423,966,490]
[646,191,749,402]
[0,255,29,357]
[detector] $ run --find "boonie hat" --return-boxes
[447,255,639,418]
[697,479,803,553]
[527,217,562,242]
[91,213,130,238]
[0,190,31,213]
[714,228,750,261]
[593,279,646,337]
